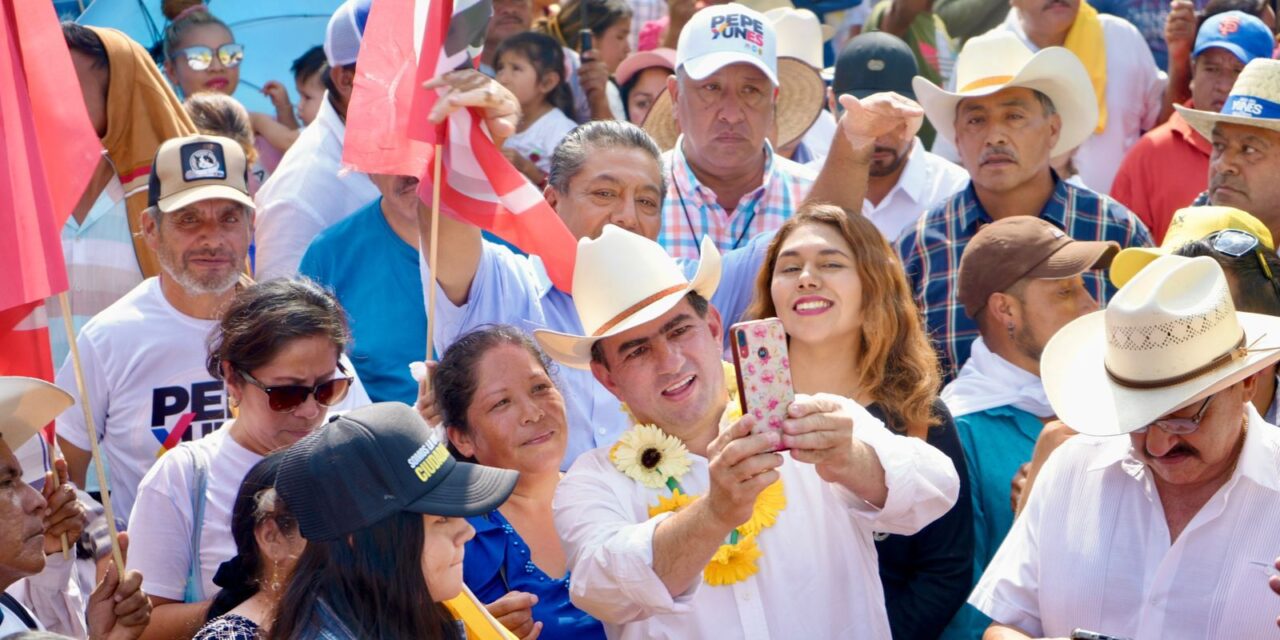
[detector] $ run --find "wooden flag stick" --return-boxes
[424,143,444,363]
[57,292,125,572]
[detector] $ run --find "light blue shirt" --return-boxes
[423,233,770,470]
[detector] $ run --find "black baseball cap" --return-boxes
[831,32,919,100]
[276,403,518,542]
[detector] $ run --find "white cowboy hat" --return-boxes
[1042,255,1280,436]
[765,7,835,66]
[0,377,73,450]
[1176,58,1280,139]
[911,31,1098,157]
[534,226,721,369]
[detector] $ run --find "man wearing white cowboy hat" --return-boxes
[894,31,1153,381]
[0,377,150,637]
[970,255,1280,639]
[542,225,959,639]
[762,6,837,169]
[1179,58,1280,245]
[642,3,822,261]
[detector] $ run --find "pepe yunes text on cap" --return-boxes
[710,13,766,51]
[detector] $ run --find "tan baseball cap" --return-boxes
[147,135,254,213]
[959,217,1119,318]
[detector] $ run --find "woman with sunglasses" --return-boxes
[161,1,244,98]
[128,278,368,640]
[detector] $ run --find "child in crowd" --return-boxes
[184,92,265,193]
[494,32,578,185]
[250,46,327,158]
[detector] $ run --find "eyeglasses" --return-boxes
[1206,229,1280,299]
[173,43,245,71]
[236,364,352,413]
[1133,392,1217,435]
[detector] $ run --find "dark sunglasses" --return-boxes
[174,43,245,71]
[236,364,351,413]
[1206,229,1280,299]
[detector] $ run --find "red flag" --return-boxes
[0,0,101,422]
[343,0,577,292]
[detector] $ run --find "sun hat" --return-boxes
[911,31,1098,157]
[641,3,825,151]
[830,32,918,101]
[1193,11,1274,65]
[147,134,254,213]
[1041,254,1280,436]
[276,402,518,542]
[1110,206,1274,287]
[324,0,372,67]
[1177,59,1280,139]
[765,7,831,69]
[534,226,721,369]
[958,217,1119,318]
[615,48,677,87]
[0,378,73,451]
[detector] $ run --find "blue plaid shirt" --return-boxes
[895,177,1154,381]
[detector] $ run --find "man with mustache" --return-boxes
[479,0,534,77]
[891,33,1152,381]
[970,253,1280,639]
[829,32,968,241]
[53,135,370,522]
[1179,59,1280,245]
[1112,12,1273,243]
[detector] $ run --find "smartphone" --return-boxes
[729,318,794,451]
[579,30,593,53]
[1070,630,1132,640]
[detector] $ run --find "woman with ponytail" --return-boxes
[193,453,304,640]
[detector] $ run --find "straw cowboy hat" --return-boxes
[1110,206,1274,288]
[534,226,721,369]
[1177,58,1280,139]
[911,31,1098,157]
[0,377,73,450]
[641,3,825,151]
[1042,255,1280,436]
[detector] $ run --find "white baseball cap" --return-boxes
[676,3,778,86]
[325,0,372,67]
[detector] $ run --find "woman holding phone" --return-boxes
[744,203,973,640]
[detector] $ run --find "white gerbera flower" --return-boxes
[609,424,692,489]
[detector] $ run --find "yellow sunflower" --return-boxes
[704,536,763,586]
[648,489,697,518]
[738,481,786,537]
[610,424,692,489]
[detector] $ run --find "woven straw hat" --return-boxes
[0,377,72,450]
[1042,255,1280,436]
[1177,59,1280,139]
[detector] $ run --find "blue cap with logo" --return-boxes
[1194,11,1274,65]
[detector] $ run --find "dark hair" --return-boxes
[206,278,352,383]
[184,92,257,162]
[207,452,296,621]
[62,22,109,69]
[548,120,666,194]
[537,0,633,50]
[495,32,575,119]
[1175,239,1280,316]
[433,326,555,454]
[291,45,328,82]
[589,292,709,368]
[161,0,233,62]
[265,511,461,640]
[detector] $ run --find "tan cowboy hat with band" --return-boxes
[1042,255,1280,437]
[641,3,825,152]
[1177,58,1280,139]
[0,377,73,450]
[911,31,1098,157]
[534,226,721,369]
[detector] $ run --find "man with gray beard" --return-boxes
[53,135,370,521]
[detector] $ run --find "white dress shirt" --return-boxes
[863,137,969,242]
[970,405,1280,639]
[554,399,960,640]
[252,93,379,279]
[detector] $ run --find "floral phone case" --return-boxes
[730,318,794,451]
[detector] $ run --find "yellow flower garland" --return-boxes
[611,362,786,587]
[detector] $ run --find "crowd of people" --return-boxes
[9,0,1280,637]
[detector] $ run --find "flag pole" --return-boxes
[57,292,125,572]
[424,143,444,364]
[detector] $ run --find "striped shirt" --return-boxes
[659,138,815,260]
[895,176,1154,381]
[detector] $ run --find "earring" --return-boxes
[229,395,240,409]
[269,559,283,593]
[1006,323,1016,338]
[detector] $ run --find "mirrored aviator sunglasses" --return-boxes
[177,43,245,71]
[1207,228,1280,298]
[236,365,352,413]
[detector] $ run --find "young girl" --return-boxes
[538,0,633,122]
[494,32,578,185]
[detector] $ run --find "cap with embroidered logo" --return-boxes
[147,134,254,213]
[1194,11,1273,65]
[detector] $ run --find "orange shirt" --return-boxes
[1110,106,1212,244]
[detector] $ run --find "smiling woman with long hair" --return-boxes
[745,203,974,639]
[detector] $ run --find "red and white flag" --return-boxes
[342,0,577,292]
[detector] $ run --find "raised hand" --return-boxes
[42,457,87,555]
[704,414,785,531]
[424,70,522,146]
[87,532,151,640]
[837,92,924,153]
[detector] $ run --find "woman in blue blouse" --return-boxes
[433,325,605,640]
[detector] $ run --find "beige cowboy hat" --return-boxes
[1042,255,1280,436]
[911,31,1098,157]
[0,377,73,450]
[534,226,721,369]
[1177,58,1280,139]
